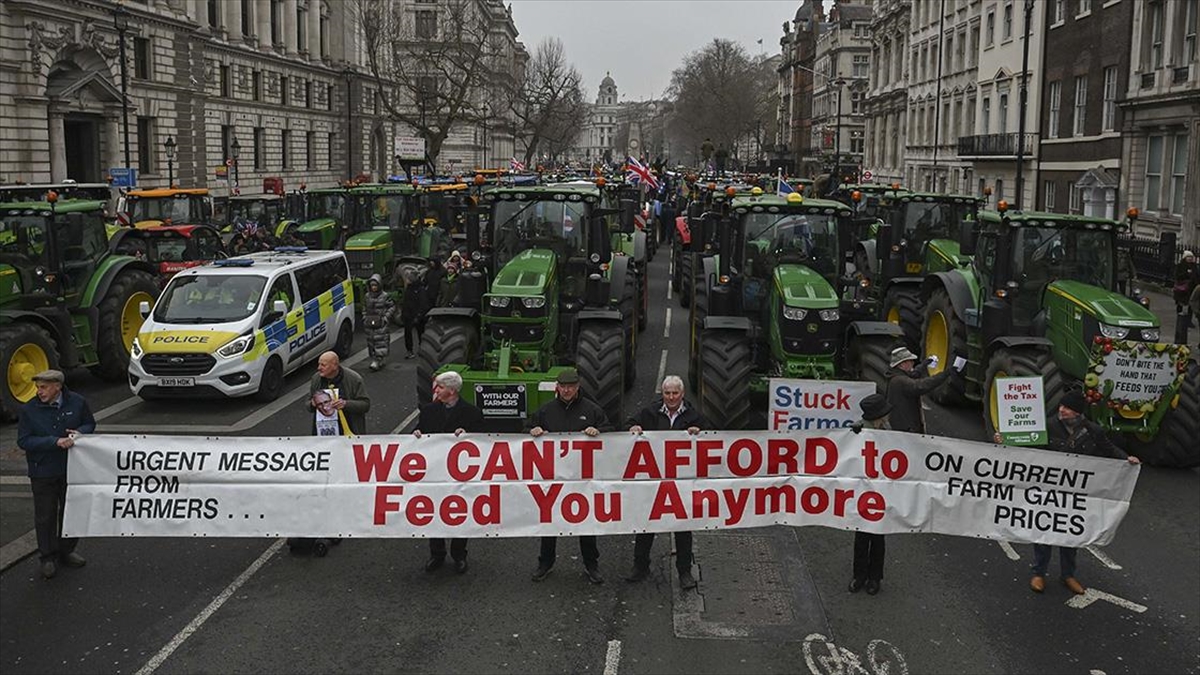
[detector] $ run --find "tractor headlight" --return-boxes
[1098,323,1129,340]
[131,337,143,359]
[489,296,511,308]
[819,309,840,321]
[1140,327,1159,341]
[521,297,546,309]
[217,333,255,358]
[782,307,807,321]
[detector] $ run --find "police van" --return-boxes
[129,248,355,400]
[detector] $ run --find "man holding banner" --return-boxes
[528,368,611,584]
[849,393,891,596]
[624,375,704,590]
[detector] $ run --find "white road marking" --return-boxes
[998,541,1020,561]
[1085,545,1123,570]
[0,530,38,571]
[663,308,672,338]
[603,639,622,675]
[667,282,672,300]
[391,408,420,434]
[136,539,285,675]
[653,350,668,393]
[1065,587,1147,613]
[93,395,144,421]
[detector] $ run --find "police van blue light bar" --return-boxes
[273,246,308,253]
[214,258,255,267]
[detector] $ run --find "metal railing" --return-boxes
[1118,232,1185,285]
[956,133,1036,157]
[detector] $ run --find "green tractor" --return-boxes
[920,207,1198,466]
[602,180,649,332]
[293,186,352,250]
[689,190,902,429]
[846,190,983,350]
[416,182,638,428]
[1,197,159,418]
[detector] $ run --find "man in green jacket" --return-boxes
[306,351,371,435]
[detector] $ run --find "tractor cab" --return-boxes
[119,188,212,229]
[214,193,286,235]
[110,224,227,287]
[293,187,350,250]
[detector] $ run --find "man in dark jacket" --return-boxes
[624,375,703,590]
[528,368,611,584]
[413,370,484,574]
[848,393,891,596]
[885,346,964,433]
[306,351,371,435]
[17,370,96,579]
[1026,391,1140,596]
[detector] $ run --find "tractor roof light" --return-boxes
[725,186,737,197]
[46,190,58,203]
[751,187,763,196]
[707,182,717,191]
[983,186,993,196]
[718,275,731,284]
[474,174,485,186]
[786,193,803,204]
[997,200,1009,212]
[851,191,862,202]
[596,177,606,187]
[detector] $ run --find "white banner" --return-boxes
[64,430,1139,547]
[768,379,875,431]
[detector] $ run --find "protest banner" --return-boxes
[768,379,875,431]
[63,430,1139,548]
[995,376,1047,446]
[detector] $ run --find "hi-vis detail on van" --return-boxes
[128,249,355,400]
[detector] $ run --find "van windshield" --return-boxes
[154,274,267,323]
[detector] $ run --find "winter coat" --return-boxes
[1043,416,1128,460]
[17,388,96,478]
[306,366,371,435]
[1116,249,1136,282]
[417,398,485,434]
[401,275,426,325]
[625,399,706,431]
[527,395,612,433]
[362,274,395,355]
[424,265,446,310]
[1174,260,1198,304]
[885,366,951,433]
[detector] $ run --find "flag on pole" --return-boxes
[626,156,659,191]
[777,169,796,197]
[510,157,525,172]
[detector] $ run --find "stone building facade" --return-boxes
[810,3,873,172]
[862,0,910,186]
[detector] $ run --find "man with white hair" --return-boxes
[624,374,705,590]
[414,370,484,573]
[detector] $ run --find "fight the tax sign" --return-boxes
[769,379,875,431]
[996,376,1047,446]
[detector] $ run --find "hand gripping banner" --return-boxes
[63,430,1139,547]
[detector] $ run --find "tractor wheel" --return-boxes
[618,270,638,389]
[1134,362,1200,468]
[2,323,60,421]
[577,321,625,425]
[922,287,970,405]
[688,268,709,392]
[671,242,682,292]
[984,347,1065,440]
[415,317,479,404]
[679,250,693,308]
[91,270,158,381]
[846,334,892,395]
[635,267,648,333]
[699,329,752,430]
[884,286,923,352]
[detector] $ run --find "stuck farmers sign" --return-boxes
[769,379,875,431]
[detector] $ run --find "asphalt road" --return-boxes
[1,249,1197,675]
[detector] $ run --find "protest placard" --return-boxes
[996,376,1047,446]
[768,379,875,431]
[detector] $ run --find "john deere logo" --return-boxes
[807,323,818,333]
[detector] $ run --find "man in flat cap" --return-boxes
[17,370,96,580]
[527,368,611,584]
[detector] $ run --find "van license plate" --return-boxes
[158,377,195,387]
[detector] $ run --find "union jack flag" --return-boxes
[625,156,659,191]
[509,157,525,172]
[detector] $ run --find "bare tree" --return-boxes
[356,0,501,167]
[509,37,587,166]
[666,39,775,165]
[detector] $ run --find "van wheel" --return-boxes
[256,357,284,401]
[334,321,353,359]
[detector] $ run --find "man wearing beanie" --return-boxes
[1027,390,1140,596]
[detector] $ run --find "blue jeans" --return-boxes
[1032,544,1077,579]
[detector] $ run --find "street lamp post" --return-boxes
[113,5,131,174]
[164,135,177,187]
[834,77,846,171]
[1014,0,1035,210]
[230,136,241,193]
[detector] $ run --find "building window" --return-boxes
[851,91,863,115]
[281,129,291,169]
[945,35,954,72]
[222,125,234,162]
[320,13,329,58]
[1170,133,1188,215]
[270,0,281,45]
[1184,0,1198,63]
[986,11,995,47]
[304,80,312,108]
[252,70,262,101]
[326,83,334,111]
[981,97,991,135]
[1073,76,1087,136]
[280,75,289,105]
[970,26,980,65]
[1053,0,1065,24]
[306,131,315,169]
[998,93,1009,134]
[1045,181,1056,210]
[297,7,307,51]
[1069,185,1080,213]
[253,127,264,170]
[1102,66,1117,131]
[850,135,865,155]
[241,0,252,37]
[207,0,219,28]
[416,11,437,39]
[133,37,151,79]
[996,178,1005,202]
[1003,2,1013,39]
[136,117,155,175]
[1147,1,1165,69]
[1048,81,1061,138]
[220,64,231,97]
[853,55,869,78]
[328,132,336,170]
[1078,0,1092,14]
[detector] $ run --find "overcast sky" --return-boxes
[507,0,798,101]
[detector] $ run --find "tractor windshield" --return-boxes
[0,213,49,267]
[901,201,975,241]
[742,212,839,277]
[309,193,345,220]
[131,196,204,223]
[492,199,587,266]
[154,274,267,324]
[360,194,410,231]
[226,200,279,230]
[1013,226,1115,292]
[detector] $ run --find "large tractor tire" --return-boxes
[577,321,625,425]
[2,322,60,421]
[618,271,638,389]
[636,266,648,333]
[699,329,752,430]
[846,334,892,395]
[884,286,923,352]
[415,317,479,404]
[922,287,970,405]
[1133,362,1200,468]
[984,347,1065,440]
[91,269,159,381]
[688,270,710,392]
[679,250,693,308]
